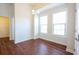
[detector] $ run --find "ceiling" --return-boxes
[31,3,49,10]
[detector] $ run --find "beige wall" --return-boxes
[0,16,9,38]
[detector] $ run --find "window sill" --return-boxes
[53,34,67,38]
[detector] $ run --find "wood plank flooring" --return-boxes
[0,37,73,55]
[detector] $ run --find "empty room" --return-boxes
[0,3,77,55]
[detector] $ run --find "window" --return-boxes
[53,11,67,35]
[40,16,48,33]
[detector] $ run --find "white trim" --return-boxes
[15,38,33,44]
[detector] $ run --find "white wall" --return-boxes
[9,4,15,40]
[14,3,33,43]
[76,4,79,38]
[74,4,79,54]
[0,3,14,17]
[0,3,10,17]
[34,3,75,53]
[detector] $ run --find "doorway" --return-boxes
[0,16,10,39]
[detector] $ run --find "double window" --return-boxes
[38,11,67,36]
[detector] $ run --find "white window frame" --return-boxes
[40,16,48,34]
[52,11,67,36]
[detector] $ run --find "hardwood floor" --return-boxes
[0,37,73,55]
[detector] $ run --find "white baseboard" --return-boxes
[66,47,74,54]
[15,38,33,44]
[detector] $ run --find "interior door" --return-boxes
[0,16,9,38]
